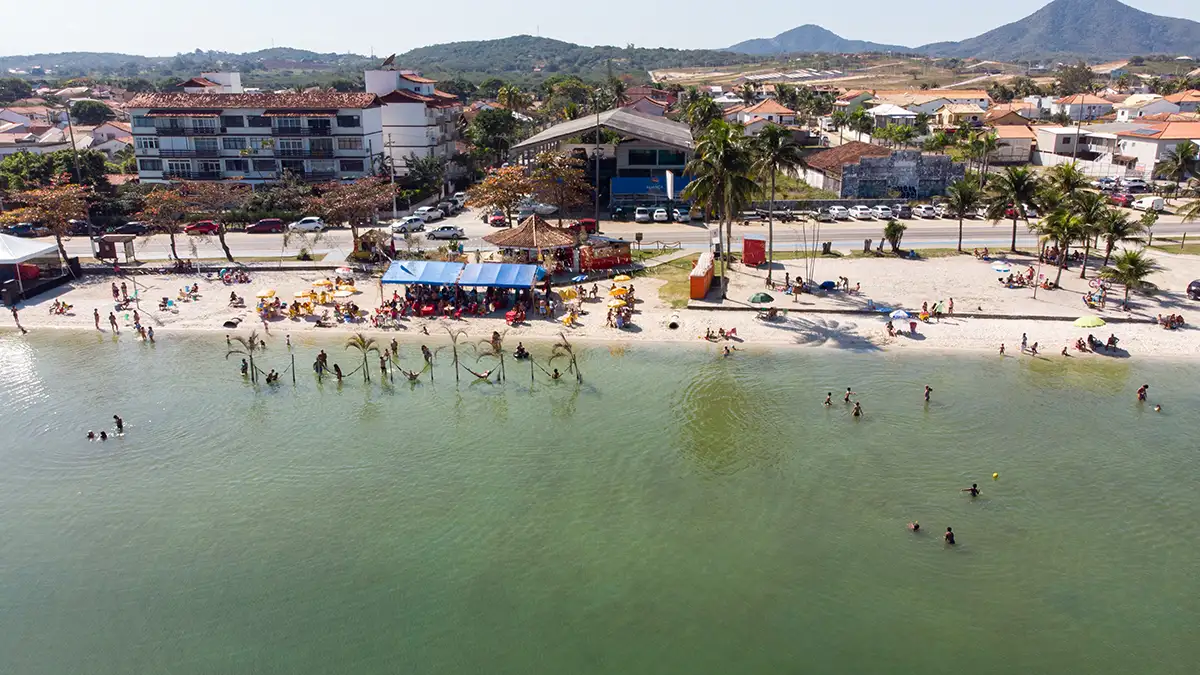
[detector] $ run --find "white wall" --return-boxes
[1115,100,1180,122]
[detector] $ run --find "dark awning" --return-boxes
[262,110,336,117]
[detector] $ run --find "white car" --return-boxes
[1131,196,1164,212]
[426,225,465,240]
[688,205,705,221]
[849,205,873,220]
[913,204,937,218]
[1120,178,1148,191]
[870,205,893,220]
[390,216,425,233]
[672,207,689,222]
[934,203,952,219]
[827,205,850,220]
[519,200,557,216]
[288,216,326,232]
[634,207,652,223]
[452,191,467,203]
[653,208,670,222]
[414,206,444,222]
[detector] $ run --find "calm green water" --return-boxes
[1,333,1198,675]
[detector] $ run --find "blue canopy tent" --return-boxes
[457,263,540,289]
[381,261,464,286]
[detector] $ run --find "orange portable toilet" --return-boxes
[689,252,714,300]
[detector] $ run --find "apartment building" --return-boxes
[127,90,383,184]
[365,68,463,177]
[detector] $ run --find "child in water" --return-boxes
[944,527,955,545]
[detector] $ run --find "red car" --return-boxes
[185,220,219,235]
[488,211,508,227]
[1109,193,1135,208]
[567,218,599,236]
[245,218,284,233]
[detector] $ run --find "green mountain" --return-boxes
[728,25,909,55]
[919,0,1200,60]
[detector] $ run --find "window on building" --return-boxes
[275,117,302,129]
[337,115,361,127]
[222,137,247,150]
[137,159,162,171]
[221,115,244,128]
[193,118,218,131]
[337,136,363,150]
[278,139,303,152]
[627,149,657,165]
[252,159,277,172]
[657,150,686,165]
[247,115,271,127]
[247,137,273,150]
[166,160,191,174]
[310,138,333,152]
[1063,138,1072,145]
[224,159,248,173]
[339,159,365,172]
[198,160,221,173]
[132,115,152,128]
[135,136,159,150]
[194,138,219,151]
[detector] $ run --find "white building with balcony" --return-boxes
[365,68,463,177]
[127,90,383,184]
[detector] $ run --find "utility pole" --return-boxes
[386,134,397,220]
[63,104,83,184]
[1071,99,1083,161]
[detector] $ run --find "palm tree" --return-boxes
[882,220,907,253]
[606,77,629,108]
[475,329,508,382]
[345,332,379,383]
[1037,209,1087,288]
[685,97,722,132]
[830,110,849,144]
[550,331,581,383]
[1154,140,1198,185]
[1046,162,1089,198]
[1100,249,1160,308]
[443,325,467,383]
[1071,191,1109,278]
[986,166,1040,252]
[752,124,803,284]
[226,330,264,383]
[682,120,757,298]
[849,109,872,141]
[971,131,1001,186]
[890,124,917,149]
[1179,195,1200,223]
[922,130,954,153]
[1096,210,1146,268]
[738,83,757,106]
[944,179,983,252]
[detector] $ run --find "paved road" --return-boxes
[48,208,1199,262]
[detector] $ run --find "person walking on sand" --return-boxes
[11,307,27,334]
[948,298,954,315]
[844,387,856,403]
[111,282,119,301]
[1020,333,1028,352]
[120,282,128,302]
[94,308,101,330]
[108,312,119,333]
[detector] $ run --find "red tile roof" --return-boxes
[743,99,795,115]
[178,77,220,88]
[1054,93,1111,105]
[128,92,381,110]
[398,73,437,84]
[1164,90,1200,104]
[804,141,891,176]
[1115,121,1200,140]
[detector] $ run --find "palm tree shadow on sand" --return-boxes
[763,316,882,351]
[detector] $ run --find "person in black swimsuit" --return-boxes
[944,527,955,545]
[962,483,980,497]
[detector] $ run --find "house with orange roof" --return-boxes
[1115,121,1200,175]
[1050,94,1114,121]
[623,96,669,117]
[832,90,874,112]
[1114,94,1179,123]
[988,125,1035,164]
[1164,90,1200,113]
[736,99,797,126]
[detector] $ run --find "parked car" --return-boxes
[1132,196,1165,212]
[390,216,426,233]
[567,218,599,236]
[672,207,689,222]
[488,210,508,227]
[452,191,468,203]
[287,216,325,232]
[870,205,893,220]
[185,220,219,235]
[812,208,836,222]
[1109,193,1136,208]
[245,218,285,234]
[426,225,465,240]
[849,205,874,220]
[934,203,952,219]
[437,201,458,216]
[893,204,913,219]
[688,205,705,221]
[611,206,632,221]
[912,204,937,218]
[1120,178,1148,192]
[109,221,149,235]
[68,219,94,236]
[5,222,49,237]
[653,208,670,223]
[827,205,850,220]
[1093,177,1118,190]
[634,207,652,223]
[532,202,557,215]
[414,206,444,222]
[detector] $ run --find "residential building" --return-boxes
[1164,90,1200,113]
[1116,122,1200,175]
[626,86,676,106]
[1114,94,1180,122]
[0,105,65,126]
[934,103,985,128]
[364,68,463,177]
[832,90,874,112]
[985,109,1032,126]
[737,99,797,126]
[92,121,132,143]
[624,96,669,117]
[870,89,991,110]
[988,125,1035,164]
[0,127,71,158]
[127,90,382,184]
[865,104,916,128]
[721,104,747,122]
[803,142,963,198]
[869,94,951,116]
[1050,94,1114,121]
[180,73,243,94]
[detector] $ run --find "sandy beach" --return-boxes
[8,248,1199,358]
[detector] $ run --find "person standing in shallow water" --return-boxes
[962,483,980,497]
[944,527,955,545]
[844,387,856,403]
[823,392,832,406]
[924,385,932,402]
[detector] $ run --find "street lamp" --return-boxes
[591,146,605,229]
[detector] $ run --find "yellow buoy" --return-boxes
[992,472,999,480]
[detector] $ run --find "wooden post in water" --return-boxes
[291,354,296,385]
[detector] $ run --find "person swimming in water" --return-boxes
[852,401,863,417]
[944,527,955,545]
[87,431,95,441]
[844,387,856,403]
[909,521,920,532]
[823,392,832,406]
[113,415,123,434]
[1154,404,1162,412]
[99,431,108,441]
[551,368,561,380]
[962,483,980,497]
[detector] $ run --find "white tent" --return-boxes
[0,233,59,296]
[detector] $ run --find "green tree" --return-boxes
[1071,190,1109,279]
[985,166,1040,252]
[1099,249,1159,308]
[682,120,757,298]
[1054,61,1096,96]
[1096,210,1146,268]
[177,180,249,262]
[1046,161,1089,198]
[0,179,90,268]
[136,185,190,260]
[1037,209,1087,288]
[882,219,907,253]
[529,151,592,227]
[70,100,114,125]
[467,108,519,166]
[751,123,803,284]
[0,151,53,190]
[684,97,722,132]
[226,330,264,383]
[345,332,379,383]
[1154,140,1198,184]
[738,83,757,106]
[0,78,33,104]
[944,179,983,252]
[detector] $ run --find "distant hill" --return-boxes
[398,35,760,77]
[919,0,1200,59]
[728,25,909,55]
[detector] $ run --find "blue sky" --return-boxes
[3,0,1198,56]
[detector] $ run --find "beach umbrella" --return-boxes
[609,287,629,296]
[613,274,632,283]
[1074,315,1106,328]
[749,292,774,304]
[255,289,276,298]
[991,262,1011,273]
[293,290,314,299]
[336,266,353,276]
[332,290,355,299]
[570,274,588,283]
[559,288,578,300]
[889,309,910,320]
[1187,280,1200,299]
[607,299,627,308]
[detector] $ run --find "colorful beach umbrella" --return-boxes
[613,274,632,283]
[991,262,1011,273]
[749,292,774,304]
[609,287,629,296]
[1074,315,1106,328]
[255,289,276,298]
[336,266,353,276]
[571,274,589,283]
[607,299,627,308]
[889,309,910,320]
[332,290,355,299]
[559,288,578,300]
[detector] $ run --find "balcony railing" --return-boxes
[278,148,335,158]
[271,126,332,137]
[304,171,337,181]
[155,126,220,136]
[159,149,222,158]
[163,170,222,180]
